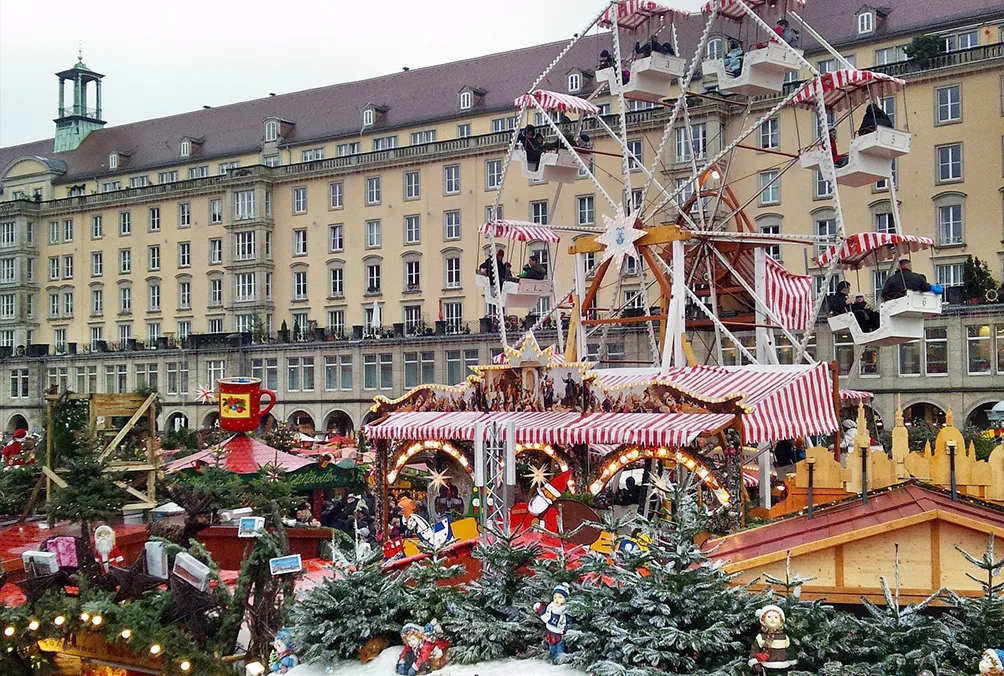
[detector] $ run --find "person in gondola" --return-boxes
[828,128,849,168]
[634,40,652,58]
[881,258,942,301]
[851,293,880,332]
[827,280,852,316]
[479,249,506,286]
[724,39,744,77]
[521,254,547,280]
[857,103,894,136]
[649,35,674,55]
[774,18,800,47]
[517,124,545,170]
[598,49,614,70]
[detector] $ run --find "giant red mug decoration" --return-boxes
[217,377,277,433]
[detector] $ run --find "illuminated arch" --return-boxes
[515,443,576,492]
[588,446,731,506]
[388,440,471,484]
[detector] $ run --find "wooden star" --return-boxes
[16,563,70,605]
[162,575,218,645]
[524,464,551,489]
[648,474,674,496]
[108,556,163,602]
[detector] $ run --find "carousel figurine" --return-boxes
[92,525,124,574]
[527,470,573,517]
[2,428,33,468]
[269,628,298,674]
[534,583,571,662]
[748,605,795,674]
[980,649,1004,676]
[412,620,449,674]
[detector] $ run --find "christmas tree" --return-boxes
[943,535,1004,671]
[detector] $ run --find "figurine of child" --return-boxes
[534,583,571,662]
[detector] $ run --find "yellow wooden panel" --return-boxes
[450,517,480,541]
[842,523,931,588]
[987,446,1004,501]
[938,522,994,592]
[755,549,838,587]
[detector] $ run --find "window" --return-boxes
[875,211,895,234]
[759,171,780,205]
[444,165,461,194]
[178,242,191,267]
[366,263,382,293]
[264,119,278,142]
[47,256,58,281]
[48,293,59,318]
[165,361,190,395]
[102,181,121,192]
[874,45,906,65]
[815,217,837,257]
[457,123,471,138]
[235,231,255,261]
[934,144,963,185]
[576,195,595,226]
[372,136,397,151]
[91,288,103,315]
[207,318,222,333]
[817,58,837,74]
[706,37,723,60]
[219,161,239,175]
[286,357,315,391]
[235,189,255,219]
[265,231,272,258]
[363,354,378,389]
[410,130,436,146]
[293,229,307,255]
[968,325,993,374]
[265,273,272,300]
[486,205,503,223]
[336,142,360,157]
[376,353,393,390]
[119,286,131,313]
[492,116,517,132]
[158,170,178,183]
[938,204,963,245]
[567,71,582,93]
[209,238,222,264]
[627,139,643,171]
[204,199,221,226]
[404,171,421,200]
[9,368,28,398]
[444,211,461,240]
[119,211,131,236]
[178,280,191,309]
[209,277,223,306]
[759,118,780,149]
[831,330,855,376]
[405,215,421,244]
[127,176,149,189]
[857,11,873,34]
[326,309,346,336]
[0,259,13,284]
[329,267,344,297]
[486,160,503,190]
[49,220,59,244]
[143,207,160,234]
[264,155,280,167]
[287,271,305,301]
[445,254,462,289]
[404,259,421,290]
[329,224,344,252]
[108,152,119,169]
[188,166,208,179]
[119,249,131,274]
[759,222,781,261]
[525,202,548,228]
[364,176,381,205]
[0,221,13,248]
[293,186,308,213]
[936,262,965,287]
[945,31,979,52]
[301,148,325,162]
[366,220,382,248]
[62,255,73,279]
[206,359,226,384]
[936,85,961,124]
[63,219,73,242]
[179,202,191,227]
[457,89,474,110]
[236,272,256,301]
[177,320,191,339]
[0,293,13,317]
[815,170,833,198]
[148,283,160,311]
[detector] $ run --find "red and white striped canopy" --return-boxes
[790,69,906,112]
[742,468,759,487]
[816,232,933,270]
[364,411,735,447]
[733,253,814,331]
[593,363,838,444]
[479,220,561,244]
[514,90,600,115]
[599,1,688,29]
[840,389,874,403]
[702,0,806,20]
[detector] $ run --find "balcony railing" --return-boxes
[871,42,1004,77]
[59,106,100,119]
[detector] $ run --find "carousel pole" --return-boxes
[378,439,389,540]
[831,360,842,462]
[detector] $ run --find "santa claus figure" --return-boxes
[2,429,32,468]
[749,604,795,674]
[93,525,124,574]
[527,470,573,517]
[981,649,1004,676]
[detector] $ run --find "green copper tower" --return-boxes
[53,49,105,152]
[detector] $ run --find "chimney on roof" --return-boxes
[402,67,409,71]
[269,93,276,97]
[203,105,211,109]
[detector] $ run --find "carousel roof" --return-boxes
[164,433,315,475]
[790,69,906,112]
[514,89,600,114]
[599,1,689,29]
[478,220,562,243]
[703,0,806,20]
[816,232,933,270]
[364,410,735,447]
[840,388,874,403]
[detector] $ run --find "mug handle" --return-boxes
[259,389,277,418]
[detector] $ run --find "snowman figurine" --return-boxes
[980,649,1004,676]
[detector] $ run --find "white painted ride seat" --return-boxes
[705,43,802,96]
[800,128,911,188]
[596,53,686,104]
[826,291,942,347]
[513,146,580,184]
[476,274,553,310]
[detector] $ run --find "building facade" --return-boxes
[0,1,1002,435]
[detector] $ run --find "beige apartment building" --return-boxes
[0,0,1002,436]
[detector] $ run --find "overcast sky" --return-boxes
[0,0,706,148]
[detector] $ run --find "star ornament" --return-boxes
[429,468,452,492]
[195,385,215,404]
[596,208,644,274]
[524,464,551,488]
[648,473,674,497]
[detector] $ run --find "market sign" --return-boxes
[287,465,360,490]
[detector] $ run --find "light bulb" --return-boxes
[149,644,162,655]
[91,615,103,626]
[53,616,66,626]
[79,612,90,622]
[120,629,132,640]
[180,660,192,671]
[3,626,14,637]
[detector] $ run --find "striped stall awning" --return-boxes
[733,253,814,331]
[840,388,874,403]
[598,1,688,29]
[790,69,906,112]
[742,468,759,487]
[816,232,933,270]
[593,363,838,444]
[479,220,561,244]
[514,90,600,115]
[702,0,806,20]
[364,411,735,448]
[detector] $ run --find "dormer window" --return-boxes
[459,91,473,110]
[857,11,873,34]
[180,140,191,158]
[568,72,582,93]
[362,109,374,127]
[264,119,278,142]
[108,152,118,170]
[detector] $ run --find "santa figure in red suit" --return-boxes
[93,525,124,574]
[2,429,32,468]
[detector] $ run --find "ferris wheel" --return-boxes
[478,0,937,374]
